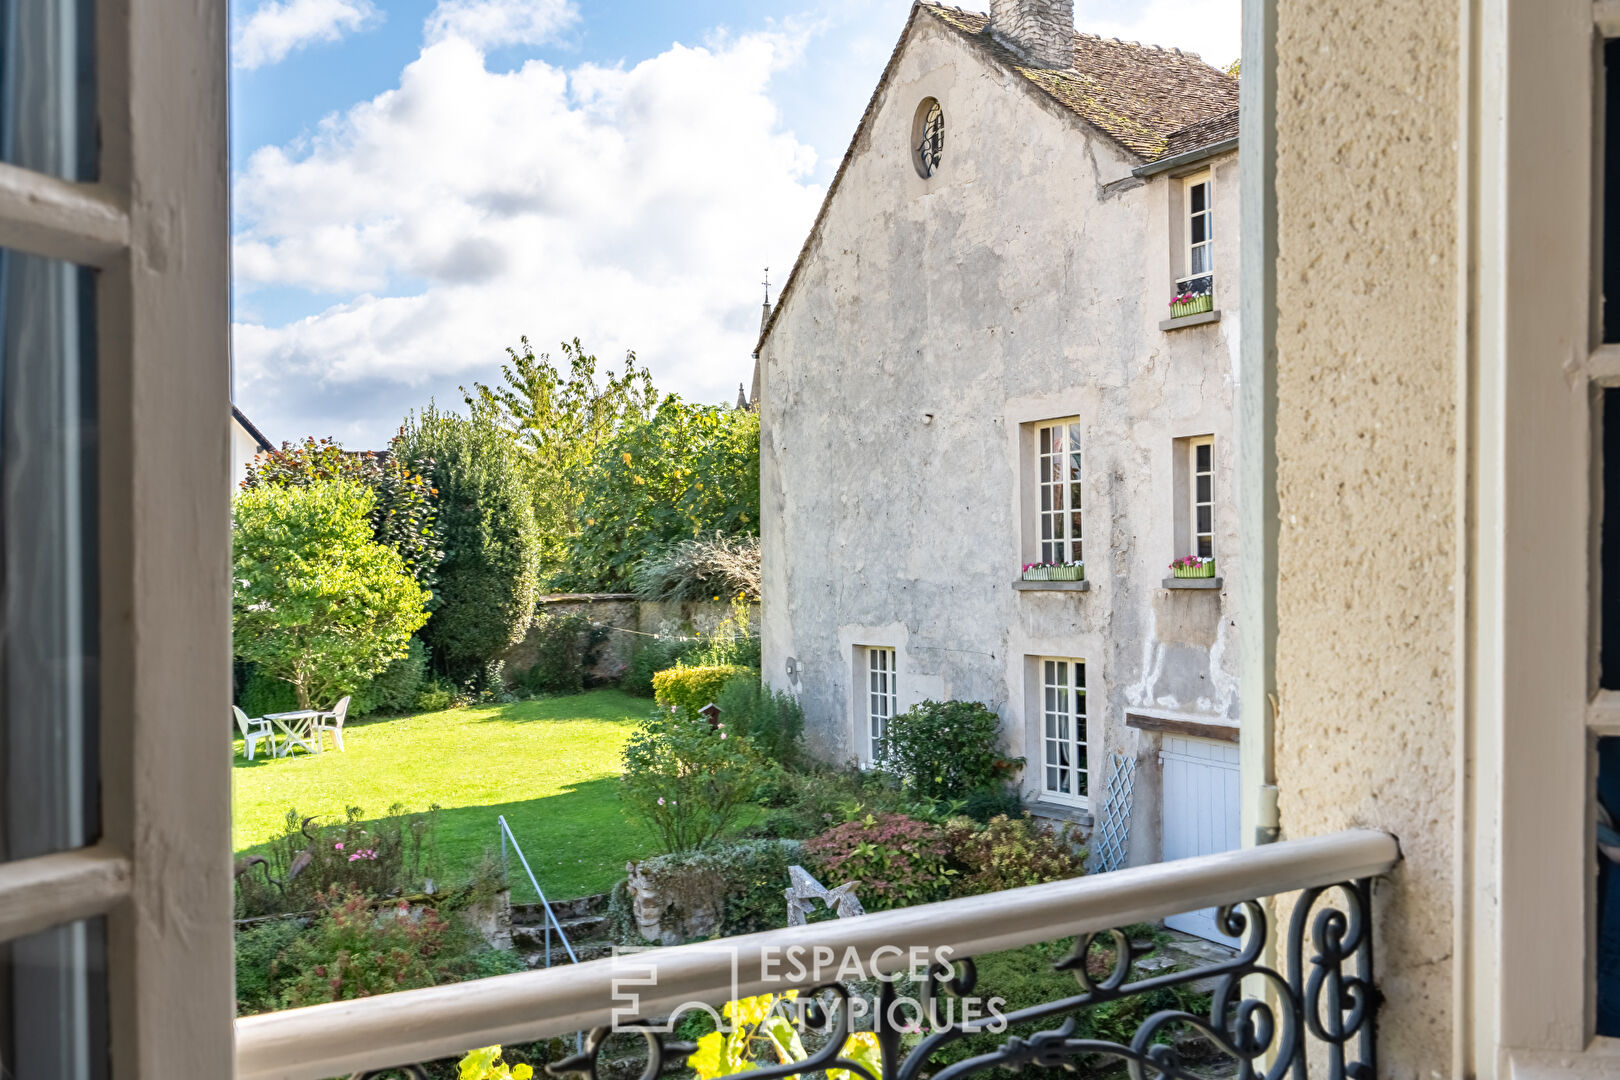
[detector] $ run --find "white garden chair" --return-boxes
[312,695,351,752]
[232,706,277,761]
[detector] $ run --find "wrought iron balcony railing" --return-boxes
[234,829,1399,1080]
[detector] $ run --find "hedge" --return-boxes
[651,664,754,719]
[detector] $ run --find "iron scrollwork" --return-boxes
[357,879,1377,1080]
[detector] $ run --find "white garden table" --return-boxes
[264,710,323,757]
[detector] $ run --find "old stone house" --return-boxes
[755,0,1242,918]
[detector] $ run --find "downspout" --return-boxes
[1238,0,1280,848]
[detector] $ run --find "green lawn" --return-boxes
[232,689,652,901]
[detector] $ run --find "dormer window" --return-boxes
[1178,172,1213,295]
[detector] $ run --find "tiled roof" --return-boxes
[923,4,1239,162]
[1158,107,1239,161]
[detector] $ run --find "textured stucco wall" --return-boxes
[760,15,1241,858]
[1273,0,1458,1072]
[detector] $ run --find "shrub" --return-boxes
[525,611,592,695]
[623,839,804,941]
[745,764,944,841]
[234,918,302,1014]
[715,674,803,764]
[362,636,429,714]
[804,813,953,910]
[878,699,1023,802]
[396,403,541,687]
[459,1046,537,1080]
[623,635,702,697]
[233,481,432,709]
[957,786,1024,823]
[631,533,761,601]
[652,664,753,719]
[414,680,456,713]
[620,711,767,853]
[944,813,1087,897]
[275,889,465,1008]
[238,668,299,719]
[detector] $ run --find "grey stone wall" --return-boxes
[989,0,1075,69]
[759,18,1240,867]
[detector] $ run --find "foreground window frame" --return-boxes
[0,0,232,1071]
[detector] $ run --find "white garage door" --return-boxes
[1160,735,1242,944]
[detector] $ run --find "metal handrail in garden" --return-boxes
[498,814,579,969]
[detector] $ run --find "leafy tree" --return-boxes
[566,397,760,588]
[232,481,431,709]
[242,435,443,589]
[395,403,541,684]
[465,338,657,573]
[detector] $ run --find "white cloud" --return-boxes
[424,0,576,50]
[233,31,824,445]
[234,0,381,70]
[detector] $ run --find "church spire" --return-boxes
[760,267,773,338]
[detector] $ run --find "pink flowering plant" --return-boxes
[233,803,441,919]
[620,710,769,853]
[1169,555,1216,578]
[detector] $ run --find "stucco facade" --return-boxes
[759,7,1242,865]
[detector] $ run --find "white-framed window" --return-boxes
[0,0,232,1069]
[1189,436,1214,559]
[862,647,897,761]
[1036,421,1083,565]
[1039,658,1088,804]
[1180,173,1213,289]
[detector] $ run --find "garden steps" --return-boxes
[511,891,616,966]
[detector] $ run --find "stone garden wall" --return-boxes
[500,595,759,686]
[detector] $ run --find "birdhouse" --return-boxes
[698,702,722,728]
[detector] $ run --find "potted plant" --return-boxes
[1169,291,1214,318]
[1022,562,1051,581]
[1053,561,1085,581]
[1170,555,1216,578]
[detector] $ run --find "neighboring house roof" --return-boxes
[754,2,1239,358]
[231,405,274,453]
[924,6,1238,161]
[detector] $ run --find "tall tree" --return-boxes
[566,396,760,589]
[232,481,431,709]
[464,338,657,573]
[395,403,541,685]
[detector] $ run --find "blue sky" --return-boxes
[229,0,1239,448]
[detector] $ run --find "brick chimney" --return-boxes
[988,0,1075,69]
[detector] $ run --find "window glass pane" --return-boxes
[1191,247,1212,275]
[0,0,96,181]
[1196,442,1211,470]
[1604,389,1620,687]
[1191,216,1207,245]
[1197,475,1212,502]
[0,249,98,862]
[1607,41,1620,342]
[1599,737,1620,1034]
[1190,182,1206,213]
[1196,505,1213,534]
[0,916,107,1079]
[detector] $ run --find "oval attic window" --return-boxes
[913,98,944,178]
